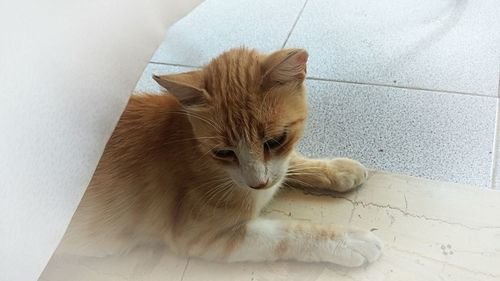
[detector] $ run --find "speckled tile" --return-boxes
[493,99,500,190]
[134,63,196,93]
[150,0,306,66]
[285,0,500,96]
[297,79,497,187]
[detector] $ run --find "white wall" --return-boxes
[0,1,202,280]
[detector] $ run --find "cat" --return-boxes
[59,47,382,267]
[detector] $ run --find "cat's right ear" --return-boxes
[153,71,209,106]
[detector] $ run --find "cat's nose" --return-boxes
[249,179,269,190]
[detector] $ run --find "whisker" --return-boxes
[231,188,250,225]
[194,181,233,221]
[286,172,324,177]
[184,177,228,198]
[163,136,219,146]
[285,177,314,188]
[213,184,234,215]
[288,162,322,169]
[286,169,323,175]
[169,111,223,133]
[183,177,230,218]
[199,143,221,158]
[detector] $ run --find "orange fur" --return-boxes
[59,48,382,266]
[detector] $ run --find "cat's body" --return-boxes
[61,48,382,267]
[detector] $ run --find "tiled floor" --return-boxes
[286,0,500,96]
[40,2,500,279]
[136,0,500,187]
[150,0,308,66]
[41,172,500,280]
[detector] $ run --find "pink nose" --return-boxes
[250,180,269,190]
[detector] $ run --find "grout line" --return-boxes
[281,0,309,49]
[180,258,190,281]
[147,64,496,100]
[306,76,497,99]
[150,61,201,68]
[489,76,500,190]
[489,99,499,189]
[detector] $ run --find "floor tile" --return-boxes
[270,173,500,279]
[40,246,188,281]
[285,0,500,96]
[41,172,500,280]
[182,258,326,281]
[297,79,497,187]
[134,63,195,92]
[150,0,306,66]
[493,99,500,190]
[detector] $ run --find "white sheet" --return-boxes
[0,1,201,280]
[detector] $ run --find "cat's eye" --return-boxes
[212,149,236,160]
[264,131,288,150]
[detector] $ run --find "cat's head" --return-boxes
[154,48,308,190]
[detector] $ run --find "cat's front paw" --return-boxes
[329,229,383,267]
[325,158,368,192]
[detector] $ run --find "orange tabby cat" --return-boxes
[60,48,382,267]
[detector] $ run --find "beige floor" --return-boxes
[40,172,500,281]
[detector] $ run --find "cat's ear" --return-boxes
[262,48,308,87]
[153,70,208,106]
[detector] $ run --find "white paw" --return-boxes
[326,230,383,267]
[326,158,369,192]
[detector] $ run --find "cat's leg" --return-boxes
[190,218,382,266]
[285,152,368,192]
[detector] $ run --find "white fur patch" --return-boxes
[227,218,383,266]
[250,182,280,215]
[228,218,283,262]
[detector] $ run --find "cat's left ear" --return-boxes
[262,48,308,88]
[153,70,209,106]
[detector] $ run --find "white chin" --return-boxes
[269,176,285,189]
